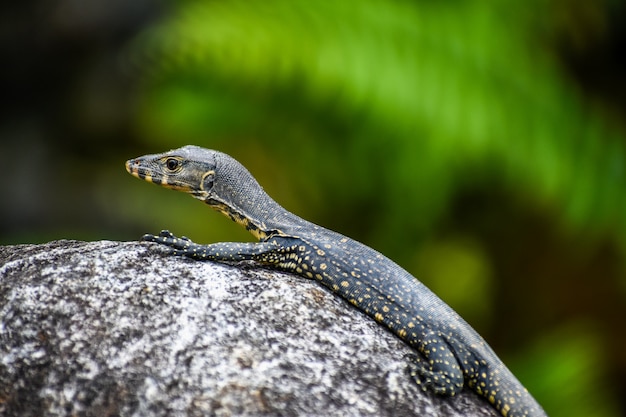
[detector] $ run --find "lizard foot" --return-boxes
[406,353,464,397]
[142,230,195,253]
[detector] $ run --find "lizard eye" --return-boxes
[165,158,180,171]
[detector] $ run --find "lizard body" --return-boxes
[126,145,547,417]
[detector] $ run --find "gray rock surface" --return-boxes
[0,240,497,417]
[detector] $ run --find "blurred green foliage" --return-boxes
[131,0,626,252]
[122,1,626,416]
[118,1,626,415]
[2,0,625,416]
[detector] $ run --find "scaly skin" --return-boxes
[126,145,547,417]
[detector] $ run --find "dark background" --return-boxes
[1,1,626,416]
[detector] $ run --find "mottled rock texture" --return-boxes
[0,240,497,417]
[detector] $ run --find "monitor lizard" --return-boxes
[126,145,548,417]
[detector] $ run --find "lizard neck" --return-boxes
[204,152,310,240]
[204,192,301,241]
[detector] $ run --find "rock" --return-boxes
[0,240,497,417]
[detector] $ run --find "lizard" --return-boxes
[125,145,548,417]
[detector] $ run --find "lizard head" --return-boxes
[126,145,217,200]
[126,145,279,238]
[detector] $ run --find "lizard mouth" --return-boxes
[125,158,194,192]
[125,159,137,175]
[125,159,159,183]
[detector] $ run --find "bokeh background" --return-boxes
[2,1,626,416]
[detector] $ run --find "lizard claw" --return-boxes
[159,230,176,238]
[141,233,159,242]
[142,230,194,251]
[142,230,175,242]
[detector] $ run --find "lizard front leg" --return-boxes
[143,230,282,263]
